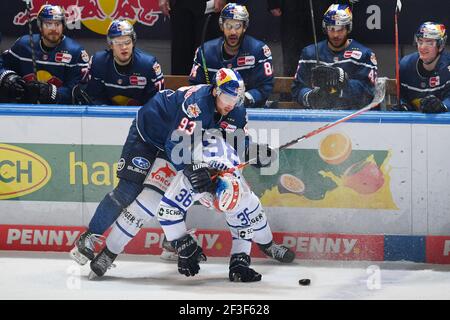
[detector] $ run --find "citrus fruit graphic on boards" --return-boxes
[318,133,352,165]
[343,157,384,194]
[278,174,305,195]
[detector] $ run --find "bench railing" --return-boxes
[164,75,398,110]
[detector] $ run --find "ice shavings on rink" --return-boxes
[1,251,450,300]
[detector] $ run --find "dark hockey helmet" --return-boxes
[219,3,249,29]
[322,4,353,33]
[415,22,447,49]
[37,5,66,29]
[107,19,137,45]
[214,68,245,106]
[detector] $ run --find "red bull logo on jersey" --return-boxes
[13,0,162,35]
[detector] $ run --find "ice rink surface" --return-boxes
[1,251,450,300]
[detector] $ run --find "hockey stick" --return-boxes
[216,77,386,176]
[200,13,212,84]
[24,0,40,104]
[308,0,320,65]
[24,0,37,79]
[394,0,402,103]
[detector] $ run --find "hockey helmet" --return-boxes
[107,19,137,45]
[37,5,66,29]
[322,4,353,33]
[415,22,447,48]
[213,173,242,213]
[219,3,249,29]
[214,68,245,106]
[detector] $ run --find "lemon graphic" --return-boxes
[318,132,352,165]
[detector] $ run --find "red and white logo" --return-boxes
[144,160,176,192]
[220,121,237,132]
[344,50,362,60]
[130,75,147,86]
[429,76,440,87]
[237,55,255,66]
[55,52,72,63]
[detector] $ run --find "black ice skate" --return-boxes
[69,231,104,266]
[257,241,295,263]
[89,247,117,280]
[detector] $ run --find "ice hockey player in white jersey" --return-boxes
[88,132,295,282]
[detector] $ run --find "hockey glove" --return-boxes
[243,92,255,107]
[420,95,448,114]
[25,80,58,104]
[171,234,207,277]
[246,142,277,168]
[229,253,262,282]
[0,71,26,100]
[183,163,215,193]
[311,65,348,92]
[303,87,328,109]
[72,84,94,105]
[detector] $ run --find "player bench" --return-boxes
[164,75,398,110]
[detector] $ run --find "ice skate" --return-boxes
[69,231,104,266]
[88,247,117,280]
[257,241,295,263]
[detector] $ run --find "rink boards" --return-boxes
[1,104,450,263]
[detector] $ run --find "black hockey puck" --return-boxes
[298,278,311,286]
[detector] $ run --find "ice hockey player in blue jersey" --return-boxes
[394,22,449,113]
[1,32,26,103]
[189,3,274,108]
[292,4,378,110]
[87,132,294,281]
[1,5,89,104]
[83,19,164,106]
[70,68,272,266]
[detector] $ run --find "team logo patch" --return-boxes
[237,55,255,66]
[262,45,271,57]
[370,53,378,66]
[153,62,162,76]
[117,158,125,171]
[129,75,147,86]
[132,157,151,170]
[344,50,362,60]
[220,121,237,132]
[55,52,72,63]
[186,103,201,118]
[429,76,440,87]
[81,50,89,63]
